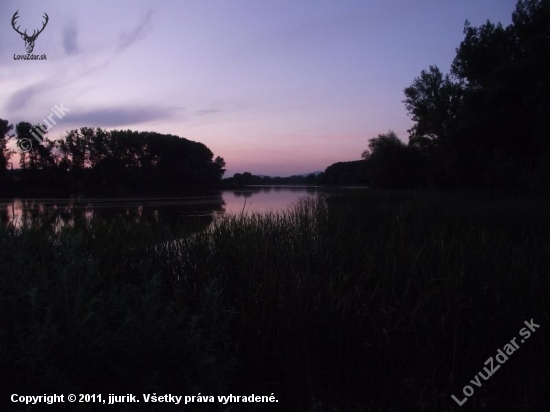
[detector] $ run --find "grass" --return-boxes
[1,190,549,411]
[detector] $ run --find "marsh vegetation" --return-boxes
[1,190,548,411]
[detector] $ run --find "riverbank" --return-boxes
[1,190,548,410]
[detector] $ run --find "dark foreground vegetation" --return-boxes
[1,190,549,411]
[1,2,549,410]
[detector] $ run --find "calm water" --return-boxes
[0,186,355,230]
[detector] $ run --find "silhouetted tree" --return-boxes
[362,131,424,188]
[5,125,226,192]
[15,122,33,174]
[323,161,368,186]
[224,172,321,186]
[305,173,316,184]
[0,119,14,178]
[450,0,550,187]
[403,66,463,153]
[402,0,550,190]
[210,156,226,181]
[316,172,326,185]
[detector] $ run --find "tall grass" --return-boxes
[1,190,549,411]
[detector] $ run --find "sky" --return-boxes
[1,0,518,177]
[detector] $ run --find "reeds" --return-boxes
[1,190,549,411]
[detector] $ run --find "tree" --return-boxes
[323,161,368,185]
[4,123,227,191]
[211,156,226,181]
[305,173,316,185]
[363,131,424,188]
[0,119,14,178]
[451,20,512,89]
[403,65,463,153]
[449,0,550,187]
[15,122,34,172]
[401,1,550,189]
[367,130,405,153]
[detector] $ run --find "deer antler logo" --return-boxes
[11,10,49,54]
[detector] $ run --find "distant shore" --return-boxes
[0,181,371,198]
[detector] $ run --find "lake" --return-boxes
[0,186,363,230]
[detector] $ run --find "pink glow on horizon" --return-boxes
[1,0,517,177]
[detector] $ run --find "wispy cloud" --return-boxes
[115,9,153,54]
[63,22,79,55]
[3,7,155,114]
[64,105,181,128]
[196,109,221,116]
[6,81,55,112]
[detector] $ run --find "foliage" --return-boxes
[394,0,550,190]
[361,131,425,188]
[224,171,323,186]
[1,191,549,410]
[0,119,14,179]
[322,160,368,185]
[403,66,463,152]
[0,125,226,191]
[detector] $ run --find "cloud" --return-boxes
[63,22,79,55]
[3,8,155,112]
[196,109,221,116]
[6,81,54,112]
[68,9,154,76]
[64,105,181,129]
[115,9,153,54]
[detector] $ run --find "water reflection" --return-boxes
[0,186,344,230]
[0,195,224,231]
[222,186,326,215]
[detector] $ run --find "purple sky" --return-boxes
[1,0,517,177]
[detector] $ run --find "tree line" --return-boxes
[0,122,226,191]
[4,1,548,193]
[224,172,323,186]
[326,0,550,191]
